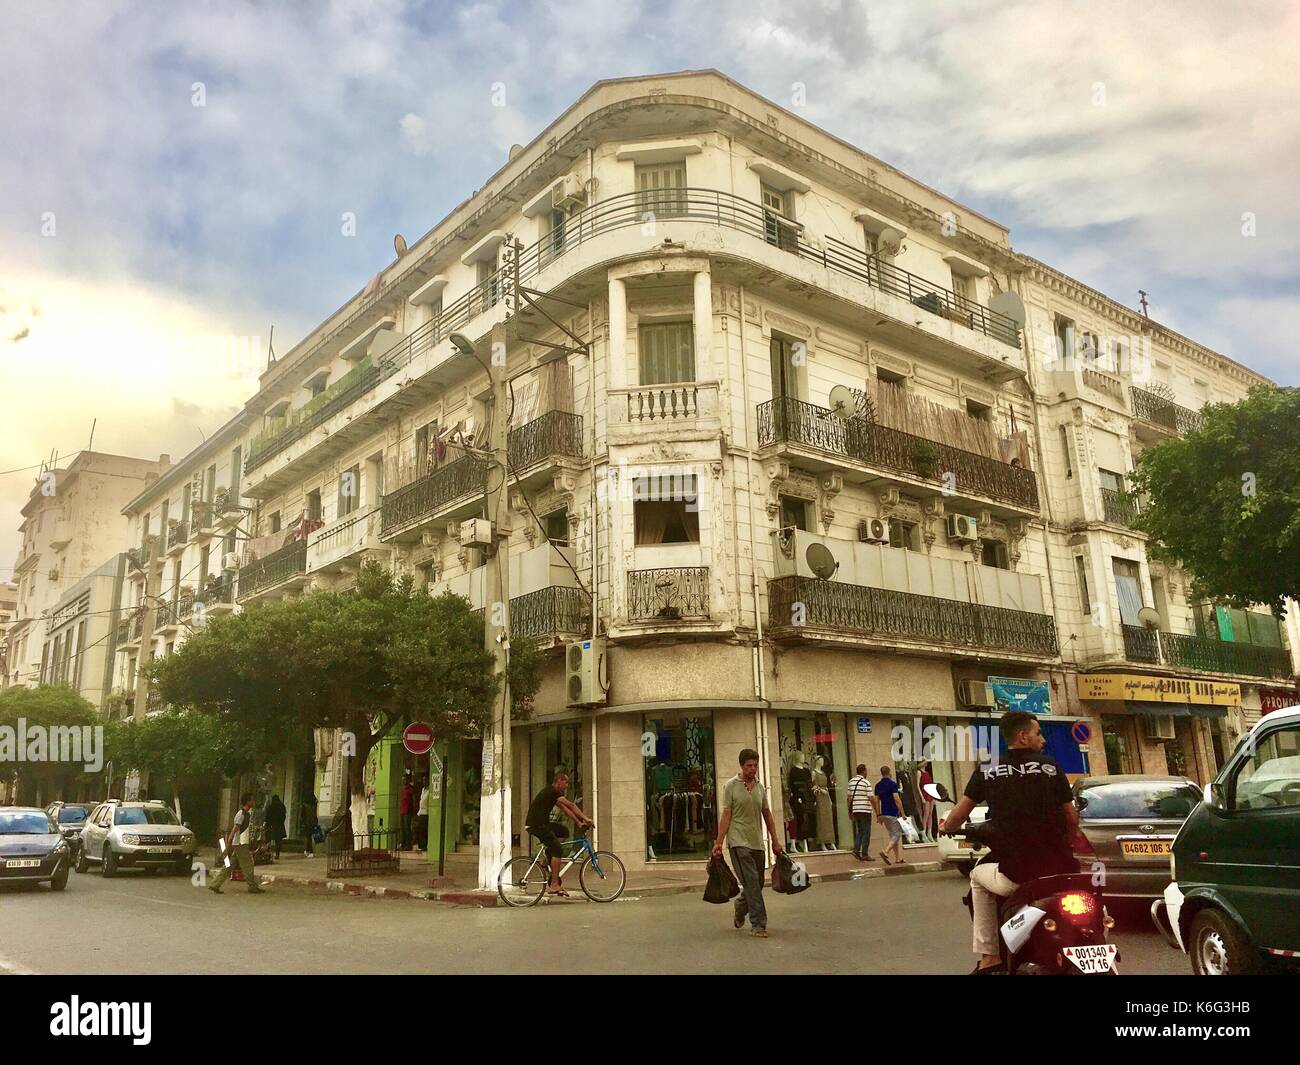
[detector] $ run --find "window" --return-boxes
[528,723,585,860]
[541,208,567,265]
[1098,468,1124,494]
[415,424,431,477]
[269,512,281,534]
[981,540,1010,570]
[1231,725,1300,810]
[171,559,182,601]
[638,322,695,385]
[1060,425,1073,478]
[305,489,322,523]
[635,162,687,219]
[876,366,907,387]
[366,452,385,506]
[1054,315,1075,365]
[888,519,920,551]
[761,184,797,251]
[779,714,854,850]
[965,398,992,422]
[769,335,802,402]
[205,464,217,502]
[544,509,569,545]
[309,376,328,398]
[1112,558,1144,627]
[779,496,810,532]
[338,465,361,518]
[643,710,716,861]
[160,499,169,531]
[633,473,700,545]
[476,258,499,310]
[1080,332,1099,364]
[863,228,879,257]
[1075,555,1092,615]
[951,272,976,303]
[230,446,242,496]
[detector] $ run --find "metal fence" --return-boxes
[237,540,308,601]
[627,567,711,621]
[326,826,402,877]
[380,454,491,539]
[1122,624,1292,679]
[1100,487,1139,526]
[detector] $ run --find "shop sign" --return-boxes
[1260,688,1300,715]
[989,677,1051,715]
[1076,673,1240,706]
[856,716,872,735]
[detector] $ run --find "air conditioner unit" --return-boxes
[959,680,996,709]
[1142,714,1177,742]
[565,637,607,706]
[858,518,889,544]
[551,174,586,211]
[947,513,979,542]
[222,553,241,571]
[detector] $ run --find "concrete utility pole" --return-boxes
[131,533,161,723]
[476,321,513,891]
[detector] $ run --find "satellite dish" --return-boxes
[508,143,524,160]
[805,542,839,581]
[989,292,1027,328]
[877,227,905,257]
[394,234,408,256]
[1137,607,1162,630]
[829,384,874,423]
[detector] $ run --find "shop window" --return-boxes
[638,321,695,385]
[633,473,700,545]
[643,710,716,861]
[1102,718,1134,775]
[779,715,853,851]
[779,495,810,532]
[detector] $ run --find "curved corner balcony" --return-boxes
[758,396,1039,514]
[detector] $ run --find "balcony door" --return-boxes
[638,322,695,386]
[769,335,803,402]
[1112,557,1144,627]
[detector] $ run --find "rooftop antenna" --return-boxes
[266,325,276,370]
[1138,290,1150,318]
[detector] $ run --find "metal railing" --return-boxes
[758,396,1039,511]
[1121,625,1293,679]
[1129,386,1204,434]
[167,521,189,550]
[196,575,235,608]
[627,567,711,621]
[509,585,592,640]
[380,454,491,539]
[326,826,402,877]
[507,409,584,471]
[1100,487,1139,526]
[769,576,1059,658]
[626,384,699,422]
[237,540,308,601]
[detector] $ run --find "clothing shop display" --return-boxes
[811,767,834,846]
[787,761,816,839]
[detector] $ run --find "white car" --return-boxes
[75,800,196,877]
[936,801,990,877]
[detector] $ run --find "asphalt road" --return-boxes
[0,864,1187,976]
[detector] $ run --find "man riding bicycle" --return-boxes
[524,770,592,897]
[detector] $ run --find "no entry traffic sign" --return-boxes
[403,721,435,756]
[1071,721,1093,745]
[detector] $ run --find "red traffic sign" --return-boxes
[1071,721,1092,745]
[403,722,435,756]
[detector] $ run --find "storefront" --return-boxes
[778,712,853,852]
[643,709,717,861]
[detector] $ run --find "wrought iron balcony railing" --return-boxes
[769,575,1059,658]
[196,575,235,608]
[1121,625,1293,680]
[237,540,308,601]
[627,567,711,621]
[380,454,491,539]
[507,409,584,471]
[509,585,592,641]
[167,521,189,550]
[1129,386,1204,435]
[1100,487,1140,526]
[758,396,1039,511]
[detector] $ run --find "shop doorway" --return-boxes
[527,723,585,859]
[778,714,853,851]
[459,737,482,846]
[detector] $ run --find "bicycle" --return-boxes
[497,826,626,907]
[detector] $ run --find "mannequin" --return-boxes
[812,755,835,850]
[787,752,816,852]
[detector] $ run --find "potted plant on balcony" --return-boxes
[911,439,939,479]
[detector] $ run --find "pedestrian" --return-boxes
[264,794,286,858]
[416,782,429,852]
[847,763,877,861]
[302,792,319,856]
[399,777,416,850]
[875,765,905,866]
[207,793,265,894]
[712,748,784,938]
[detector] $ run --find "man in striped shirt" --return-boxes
[847,765,878,862]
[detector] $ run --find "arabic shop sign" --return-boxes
[1076,673,1240,706]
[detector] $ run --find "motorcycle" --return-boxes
[925,783,1119,975]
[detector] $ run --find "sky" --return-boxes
[2,0,1298,577]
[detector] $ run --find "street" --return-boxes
[0,867,1186,976]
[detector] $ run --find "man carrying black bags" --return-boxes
[712,748,784,938]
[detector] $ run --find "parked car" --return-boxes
[76,799,196,877]
[0,807,71,890]
[1071,775,1201,899]
[935,801,990,877]
[45,801,98,859]
[1153,704,1300,974]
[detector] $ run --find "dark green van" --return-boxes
[1153,704,1300,974]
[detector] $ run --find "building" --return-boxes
[5,451,172,690]
[104,71,1298,875]
[39,553,127,712]
[0,581,17,677]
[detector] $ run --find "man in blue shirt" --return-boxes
[874,766,905,865]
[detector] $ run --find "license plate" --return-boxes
[3,858,41,868]
[146,847,176,854]
[1063,943,1117,973]
[957,840,975,850]
[1120,839,1171,858]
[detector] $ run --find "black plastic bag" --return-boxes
[771,851,810,894]
[703,854,740,904]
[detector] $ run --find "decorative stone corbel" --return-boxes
[553,471,579,495]
[878,486,901,513]
[457,547,471,573]
[1008,519,1030,569]
[765,459,792,520]
[921,497,945,554]
[522,523,537,547]
[819,507,835,534]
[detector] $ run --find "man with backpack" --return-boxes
[207,793,265,894]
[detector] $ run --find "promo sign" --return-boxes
[989,677,1051,715]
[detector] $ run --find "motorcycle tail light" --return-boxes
[1059,891,1098,924]
[1071,829,1094,855]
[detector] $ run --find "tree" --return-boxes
[1130,386,1300,612]
[152,561,541,833]
[0,685,99,805]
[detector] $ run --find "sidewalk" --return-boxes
[199,846,946,907]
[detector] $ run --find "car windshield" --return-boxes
[0,812,55,834]
[1079,781,1201,819]
[114,807,179,826]
[57,807,90,824]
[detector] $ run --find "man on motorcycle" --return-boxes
[939,710,1079,973]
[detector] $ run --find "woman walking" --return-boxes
[265,794,287,859]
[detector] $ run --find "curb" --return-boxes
[255,860,949,907]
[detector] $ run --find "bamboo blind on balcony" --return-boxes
[868,379,1032,468]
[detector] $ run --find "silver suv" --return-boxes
[75,800,196,877]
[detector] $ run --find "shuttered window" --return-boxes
[636,163,687,218]
[638,322,695,385]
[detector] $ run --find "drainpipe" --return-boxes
[587,294,599,842]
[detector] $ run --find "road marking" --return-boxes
[99,889,207,912]
[0,953,37,975]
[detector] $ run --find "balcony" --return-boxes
[1121,625,1293,680]
[195,575,235,612]
[308,506,386,576]
[769,575,1059,659]
[506,409,584,484]
[758,397,1039,513]
[626,567,711,622]
[1130,386,1204,439]
[380,454,491,542]
[508,585,591,642]
[166,521,189,554]
[115,610,144,646]
[237,540,308,602]
[1100,488,1139,527]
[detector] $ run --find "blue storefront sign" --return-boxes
[988,677,1051,715]
[856,716,872,735]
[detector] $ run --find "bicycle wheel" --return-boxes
[578,850,627,902]
[497,856,547,907]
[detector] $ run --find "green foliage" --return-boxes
[0,684,99,801]
[911,439,939,479]
[1130,386,1300,611]
[101,709,259,783]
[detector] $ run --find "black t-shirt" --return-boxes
[525,785,561,829]
[963,748,1078,884]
